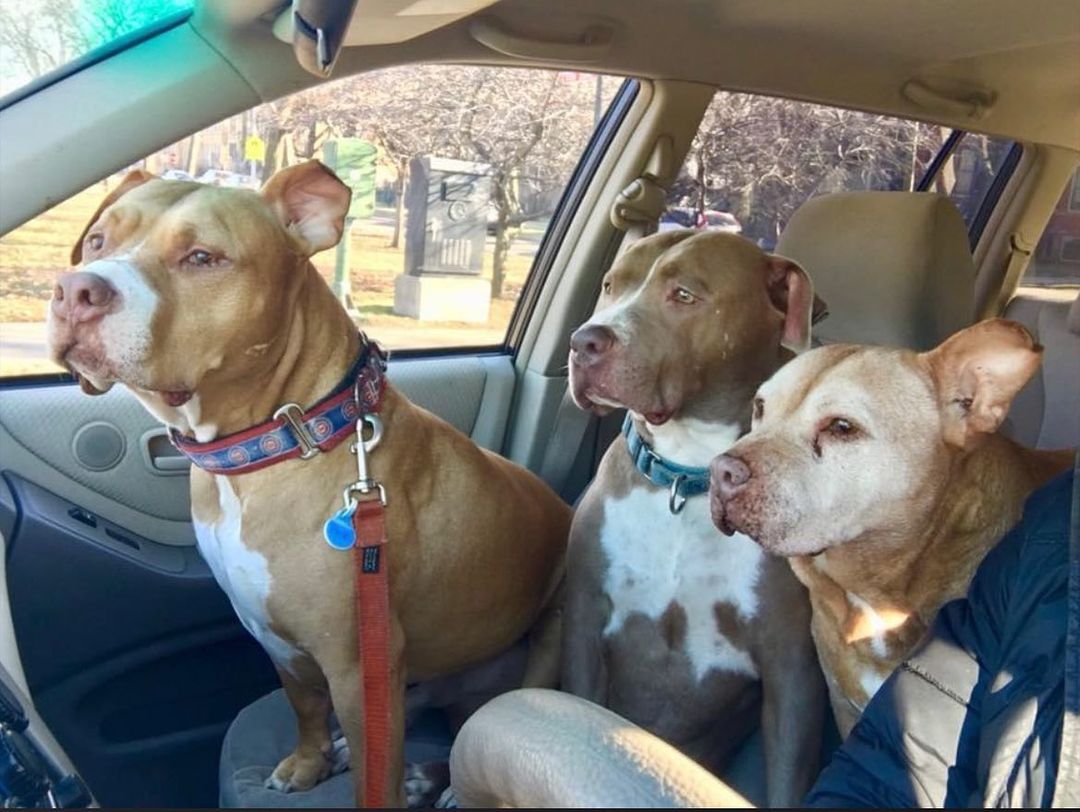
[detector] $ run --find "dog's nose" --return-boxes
[53,272,116,323]
[570,324,615,366]
[711,454,751,498]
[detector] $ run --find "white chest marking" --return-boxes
[647,418,743,468]
[600,487,763,681]
[194,479,300,671]
[845,590,907,659]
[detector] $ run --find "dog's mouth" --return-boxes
[711,499,739,537]
[573,388,673,426]
[710,488,753,540]
[160,390,193,407]
[57,338,192,406]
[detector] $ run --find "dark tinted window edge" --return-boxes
[504,77,641,356]
[0,9,193,112]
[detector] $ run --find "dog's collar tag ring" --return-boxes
[669,474,688,514]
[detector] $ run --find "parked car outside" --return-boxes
[196,168,260,190]
[702,209,742,233]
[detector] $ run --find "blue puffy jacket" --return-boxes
[807,457,1079,807]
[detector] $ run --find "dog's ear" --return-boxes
[70,170,156,265]
[922,319,1042,450]
[261,160,352,256]
[764,254,821,353]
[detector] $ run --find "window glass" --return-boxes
[1025,167,1080,287]
[665,91,1014,251]
[922,132,1015,232]
[0,0,191,98]
[0,66,622,377]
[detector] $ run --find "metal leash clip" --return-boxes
[342,379,386,510]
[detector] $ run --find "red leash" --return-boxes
[351,498,391,807]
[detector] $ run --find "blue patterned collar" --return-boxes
[622,413,711,514]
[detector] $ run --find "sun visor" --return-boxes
[275,0,499,77]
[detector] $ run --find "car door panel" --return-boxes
[0,351,517,807]
[2,472,266,808]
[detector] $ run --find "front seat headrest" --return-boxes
[776,191,975,350]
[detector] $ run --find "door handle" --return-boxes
[140,429,190,476]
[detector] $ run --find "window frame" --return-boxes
[1069,173,1080,213]
[966,141,1023,249]
[502,77,640,358]
[916,129,1022,250]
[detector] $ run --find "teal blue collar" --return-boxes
[621,413,711,514]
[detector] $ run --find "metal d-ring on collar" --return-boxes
[622,414,711,515]
[669,474,688,514]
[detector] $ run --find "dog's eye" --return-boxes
[86,233,104,252]
[602,279,612,295]
[753,398,764,421]
[672,286,697,305]
[182,249,224,269]
[824,417,858,438]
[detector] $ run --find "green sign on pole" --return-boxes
[324,139,378,219]
[322,139,378,313]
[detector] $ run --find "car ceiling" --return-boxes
[195,0,1080,152]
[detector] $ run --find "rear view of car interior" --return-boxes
[0,0,1078,807]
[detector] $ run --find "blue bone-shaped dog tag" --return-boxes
[323,504,357,550]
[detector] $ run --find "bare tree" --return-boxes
[307,66,609,294]
[0,0,189,91]
[670,91,950,245]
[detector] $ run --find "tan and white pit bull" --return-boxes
[562,230,827,806]
[710,318,1074,736]
[46,161,571,807]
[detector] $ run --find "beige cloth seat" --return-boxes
[450,689,750,808]
[1003,289,1080,450]
[775,191,975,349]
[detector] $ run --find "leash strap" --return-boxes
[351,498,391,808]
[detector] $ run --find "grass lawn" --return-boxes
[0,184,536,375]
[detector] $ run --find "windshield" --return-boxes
[0,0,191,97]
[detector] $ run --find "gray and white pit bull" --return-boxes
[561,230,827,806]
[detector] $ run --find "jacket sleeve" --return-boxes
[804,522,1024,808]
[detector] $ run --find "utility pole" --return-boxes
[593,74,604,127]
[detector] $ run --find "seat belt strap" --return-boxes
[983,233,1033,319]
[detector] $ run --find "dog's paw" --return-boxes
[265,750,333,793]
[404,761,451,808]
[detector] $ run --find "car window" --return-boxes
[0,65,622,377]
[1024,167,1080,287]
[665,91,1015,251]
[919,131,1017,238]
[0,0,192,99]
